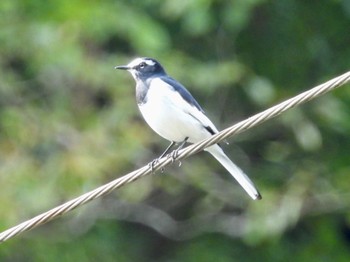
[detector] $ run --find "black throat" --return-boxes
[135,79,150,105]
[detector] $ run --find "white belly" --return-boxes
[138,81,214,143]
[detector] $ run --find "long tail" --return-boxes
[205,145,262,200]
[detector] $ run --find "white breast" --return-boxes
[138,78,218,143]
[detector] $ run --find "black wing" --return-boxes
[160,76,204,113]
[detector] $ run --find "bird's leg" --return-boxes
[149,141,176,173]
[159,141,176,159]
[168,137,188,166]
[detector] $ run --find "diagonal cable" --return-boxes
[0,71,349,243]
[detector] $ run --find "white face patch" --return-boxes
[144,59,156,66]
[127,57,156,69]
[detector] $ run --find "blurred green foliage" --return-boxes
[1,0,350,261]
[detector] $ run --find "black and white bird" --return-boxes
[115,57,261,200]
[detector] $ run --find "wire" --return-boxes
[0,71,349,243]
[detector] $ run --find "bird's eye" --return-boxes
[139,62,146,69]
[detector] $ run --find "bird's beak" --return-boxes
[114,65,130,70]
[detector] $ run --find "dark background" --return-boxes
[0,0,350,261]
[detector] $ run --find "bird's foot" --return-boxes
[148,158,158,174]
[148,158,165,173]
[167,149,182,167]
[165,137,187,167]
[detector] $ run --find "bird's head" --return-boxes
[115,57,166,81]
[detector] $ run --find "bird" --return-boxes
[115,57,261,200]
